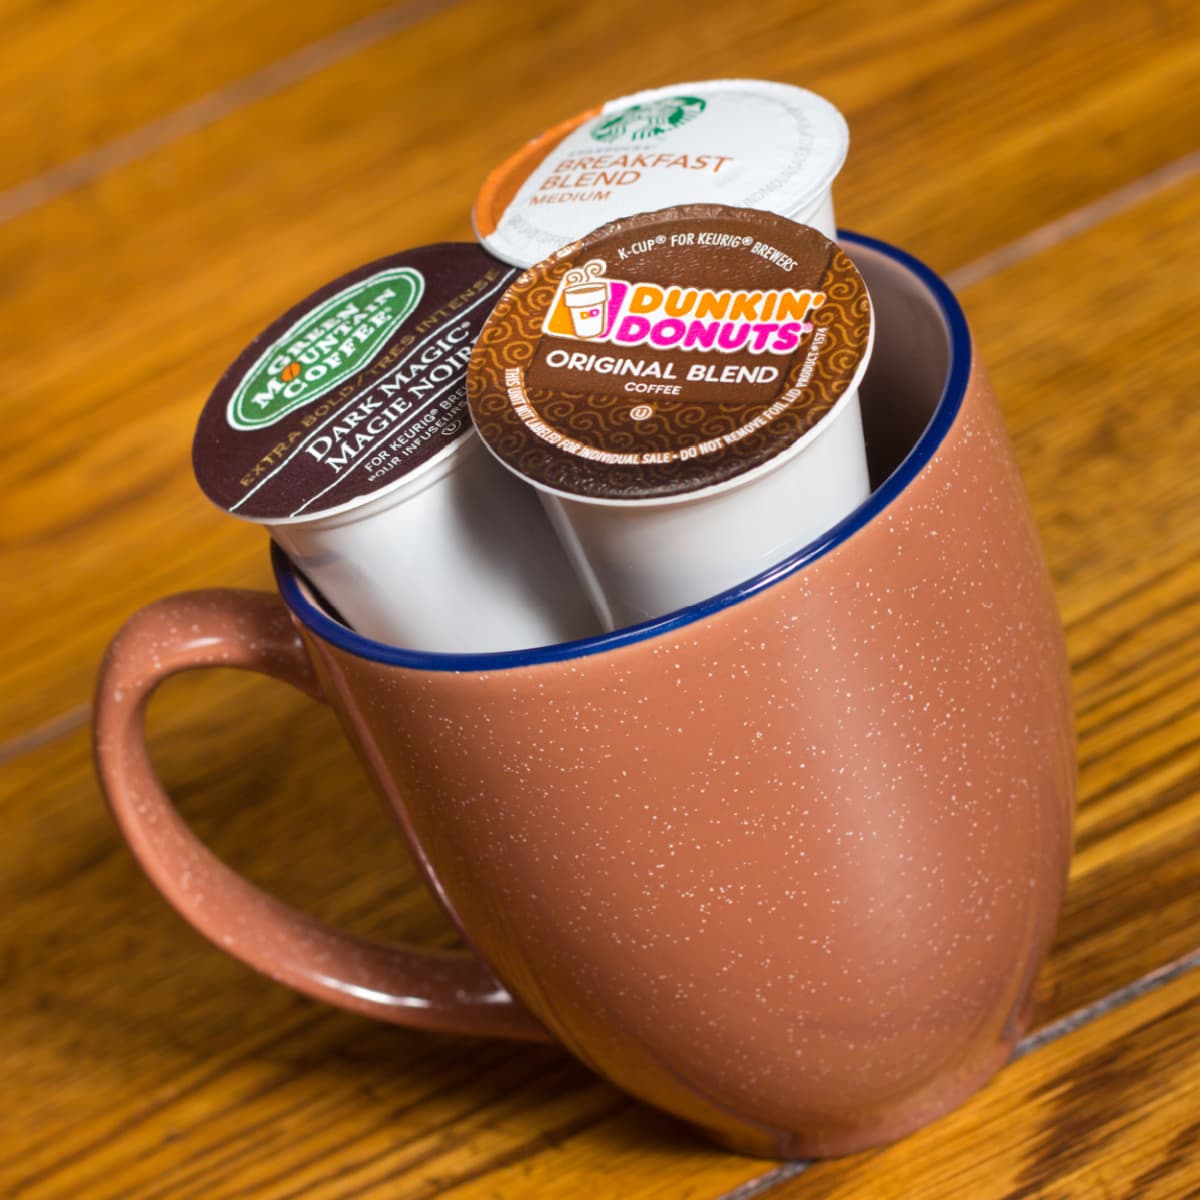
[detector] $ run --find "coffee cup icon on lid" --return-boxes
[560,260,609,338]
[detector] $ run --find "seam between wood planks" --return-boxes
[715,946,1200,1200]
[0,0,456,227]
[0,702,89,765]
[945,149,1200,291]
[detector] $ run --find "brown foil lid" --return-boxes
[467,206,871,501]
[194,244,515,522]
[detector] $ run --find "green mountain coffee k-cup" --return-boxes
[193,243,596,652]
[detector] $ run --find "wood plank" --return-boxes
[0,0,422,195]
[4,4,1200,1197]
[3,0,1200,743]
[966,178,1200,608]
[955,175,1200,1025]
[741,960,1200,1200]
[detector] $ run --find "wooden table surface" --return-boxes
[3,1,1198,1196]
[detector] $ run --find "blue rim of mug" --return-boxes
[273,229,972,671]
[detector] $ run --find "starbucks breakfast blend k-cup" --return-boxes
[474,80,849,269]
[468,205,874,629]
[193,244,597,653]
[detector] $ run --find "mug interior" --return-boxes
[274,230,971,671]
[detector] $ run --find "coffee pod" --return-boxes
[193,244,598,653]
[468,205,874,629]
[474,79,849,269]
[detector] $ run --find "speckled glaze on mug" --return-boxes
[94,233,1075,1159]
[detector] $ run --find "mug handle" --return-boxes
[93,588,549,1043]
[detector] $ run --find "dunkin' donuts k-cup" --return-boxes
[193,244,597,653]
[468,206,874,629]
[473,80,849,269]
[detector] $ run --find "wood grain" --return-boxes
[967,173,1200,1022]
[4,1,1200,1196]
[0,0,420,195]
[3,0,1200,743]
[743,961,1200,1200]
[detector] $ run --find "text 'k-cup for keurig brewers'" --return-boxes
[474,79,849,268]
[468,205,874,629]
[193,243,597,653]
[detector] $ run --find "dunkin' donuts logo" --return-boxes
[227,266,425,430]
[542,259,822,355]
[590,96,706,143]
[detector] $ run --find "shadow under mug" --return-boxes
[94,232,1076,1160]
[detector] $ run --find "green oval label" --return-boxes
[226,266,425,430]
[589,96,706,144]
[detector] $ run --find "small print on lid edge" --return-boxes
[473,79,849,269]
[467,204,873,503]
[193,243,516,524]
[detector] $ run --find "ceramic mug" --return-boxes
[94,232,1075,1160]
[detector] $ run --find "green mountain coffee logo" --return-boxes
[590,96,706,144]
[227,267,425,430]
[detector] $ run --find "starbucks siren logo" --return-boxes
[227,266,424,430]
[590,96,706,144]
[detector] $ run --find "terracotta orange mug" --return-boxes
[94,232,1075,1159]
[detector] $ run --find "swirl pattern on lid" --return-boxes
[468,205,872,501]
